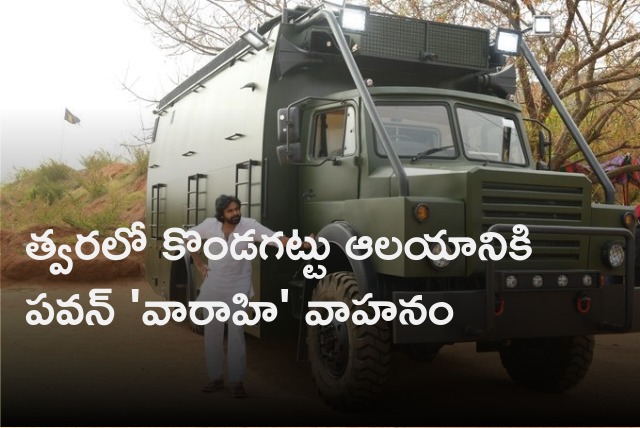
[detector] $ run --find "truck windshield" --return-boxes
[456,107,527,165]
[375,104,456,159]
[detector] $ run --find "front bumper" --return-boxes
[392,224,639,344]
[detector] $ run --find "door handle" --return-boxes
[302,189,316,200]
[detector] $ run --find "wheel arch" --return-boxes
[316,221,379,297]
[296,221,379,360]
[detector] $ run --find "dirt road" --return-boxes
[2,280,639,426]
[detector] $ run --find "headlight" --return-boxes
[429,242,452,270]
[603,241,625,268]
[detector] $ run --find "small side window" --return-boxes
[312,106,356,158]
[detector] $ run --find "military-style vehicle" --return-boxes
[145,4,640,409]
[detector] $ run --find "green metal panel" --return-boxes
[341,197,465,277]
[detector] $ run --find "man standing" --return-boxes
[188,194,309,398]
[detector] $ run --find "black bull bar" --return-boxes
[486,224,635,334]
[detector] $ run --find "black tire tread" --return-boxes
[499,335,594,392]
[307,272,391,410]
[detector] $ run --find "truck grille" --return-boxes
[481,181,584,225]
[479,180,587,266]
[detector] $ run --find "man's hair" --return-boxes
[215,194,241,222]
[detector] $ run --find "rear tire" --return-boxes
[307,272,391,410]
[499,335,594,392]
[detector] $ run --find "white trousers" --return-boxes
[204,310,246,383]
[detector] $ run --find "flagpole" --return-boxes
[60,123,65,162]
[60,115,66,162]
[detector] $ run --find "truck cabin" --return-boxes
[274,7,533,174]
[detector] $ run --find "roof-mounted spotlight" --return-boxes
[495,28,522,56]
[241,29,269,51]
[533,15,554,35]
[341,4,370,33]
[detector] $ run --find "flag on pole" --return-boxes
[64,108,81,125]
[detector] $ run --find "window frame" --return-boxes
[455,104,529,167]
[373,102,458,160]
[309,104,358,160]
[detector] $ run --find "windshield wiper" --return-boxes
[411,146,452,162]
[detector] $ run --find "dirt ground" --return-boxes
[2,279,640,427]
[0,226,145,282]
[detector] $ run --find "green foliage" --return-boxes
[124,145,149,177]
[1,149,147,234]
[62,190,125,234]
[81,172,110,199]
[80,149,122,171]
[37,159,73,182]
[28,159,76,205]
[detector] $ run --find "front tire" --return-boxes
[499,335,594,392]
[307,272,391,410]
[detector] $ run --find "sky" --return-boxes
[0,0,201,182]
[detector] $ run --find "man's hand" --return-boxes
[196,262,210,279]
[191,254,209,279]
[303,233,316,250]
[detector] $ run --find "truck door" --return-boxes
[300,104,359,232]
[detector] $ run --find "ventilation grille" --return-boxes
[360,14,489,69]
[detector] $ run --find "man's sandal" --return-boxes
[201,379,224,393]
[231,382,246,398]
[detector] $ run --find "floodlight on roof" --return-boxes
[533,15,554,35]
[495,28,521,56]
[341,4,370,33]
[240,29,269,51]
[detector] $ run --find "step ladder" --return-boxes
[185,173,207,228]
[235,160,261,218]
[150,183,166,239]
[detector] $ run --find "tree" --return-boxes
[419,0,640,201]
[129,0,640,201]
[127,0,288,56]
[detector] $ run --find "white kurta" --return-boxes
[189,216,276,302]
[188,216,277,384]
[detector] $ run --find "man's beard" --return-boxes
[225,215,241,225]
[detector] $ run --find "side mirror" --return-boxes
[538,129,552,170]
[538,129,547,160]
[276,142,302,165]
[277,107,300,144]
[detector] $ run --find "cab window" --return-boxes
[375,104,456,158]
[457,107,527,165]
[312,106,356,158]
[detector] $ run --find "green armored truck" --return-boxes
[145,4,640,409]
